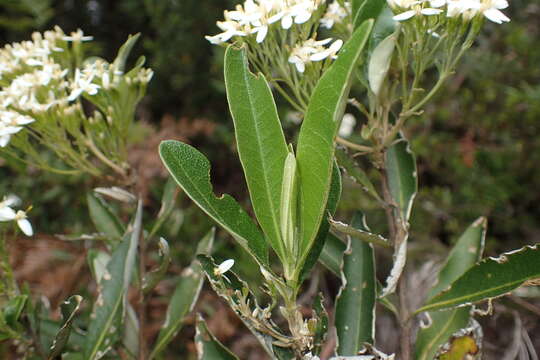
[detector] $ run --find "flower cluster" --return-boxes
[0,27,153,151]
[0,195,33,236]
[206,0,324,45]
[388,0,510,24]
[288,38,343,72]
[320,1,350,29]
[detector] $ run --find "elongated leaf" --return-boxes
[195,315,239,360]
[415,217,487,360]
[385,138,417,222]
[300,162,342,280]
[83,201,142,360]
[150,228,215,359]
[149,176,180,237]
[113,33,140,73]
[319,232,346,276]
[368,32,396,96]
[296,20,374,265]
[330,218,390,248]
[335,147,381,202]
[47,295,83,360]
[335,212,376,355]
[418,244,540,313]
[87,193,124,241]
[159,140,268,265]
[224,46,289,260]
[353,0,385,29]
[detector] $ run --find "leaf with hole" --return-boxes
[159,140,268,266]
[417,244,540,313]
[415,217,487,360]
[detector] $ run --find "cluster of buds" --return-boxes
[388,0,510,24]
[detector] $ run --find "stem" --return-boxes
[336,136,373,153]
[85,136,127,179]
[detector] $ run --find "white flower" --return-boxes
[321,1,350,29]
[214,259,235,276]
[288,38,343,73]
[479,0,510,23]
[393,5,443,21]
[338,113,356,137]
[0,196,33,236]
[14,210,33,236]
[68,67,101,101]
[62,29,93,42]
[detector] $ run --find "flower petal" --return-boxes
[17,218,33,236]
[392,10,416,21]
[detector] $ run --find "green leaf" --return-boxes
[3,295,27,327]
[224,45,289,261]
[319,232,346,277]
[123,304,139,358]
[353,0,385,30]
[86,193,124,242]
[299,162,342,280]
[415,217,487,360]
[150,228,215,359]
[335,147,381,202]
[195,314,239,360]
[296,20,373,265]
[368,32,396,96]
[335,212,376,355]
[418,243,540,313]
[47,295,83,360]
[83,200,142,360]
[330,218,391,248]
[113,33,141,74]
[159,140,268,266]
[142,237,171,294]
[385,137,417,223]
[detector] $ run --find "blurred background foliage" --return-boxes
[0,0,539,357]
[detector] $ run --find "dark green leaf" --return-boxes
[159,140,268,265]
[418,244,540,313]
[224,45,289,261]
[353,0,385,30]
[86,193,124,242]
[47,295,83,360]
[415,217,487,360]
[83,200,142,360]
[296,20,373,266]
[150,228,215,359]
[385,138,417,223]
[335,212,376,355]
[299,162,342,280]
[319,232,346,276]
